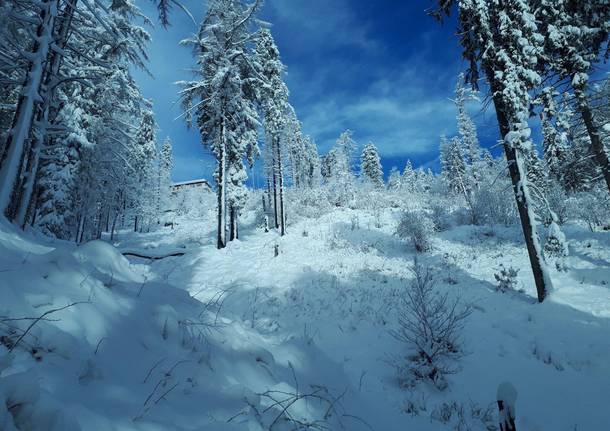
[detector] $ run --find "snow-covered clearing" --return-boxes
[1,207,609,430]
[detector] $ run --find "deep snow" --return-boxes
[1,205,609,430]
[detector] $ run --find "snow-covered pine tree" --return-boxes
[1,0,152,237]
[387,167,402,191]
[159,137,174,214]
[179,0,261,248]
[539,0,610,193]
[283,106,312,189]
[336,130,357,171]
[321,150,338,182]
[0,0,58,218]
[433,0,554,302]
[454,73,481,189]
[34,83,95,239]
[326,131,356,205]
[128,104,157,232]
[538,89,570,183]
[360,142,383,187]
[303,136,322,188]
[255,27,289,236]
[442,137,468,195]
[439,134,451,176]
[401,160,416,192]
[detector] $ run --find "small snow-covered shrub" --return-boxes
[396,211,434,252]
[392,261,471,390]
[493,264,520,293]
[286,187,332,222]
[544,221,569,272]
[430,401,497,431]
[430,201,452,232]
[234,366,356,430]
[324,174,356,208]
[471,187,518,227]
[404,391,428,417]
[544,222,569,259]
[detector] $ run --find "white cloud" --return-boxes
[294,62,475,158]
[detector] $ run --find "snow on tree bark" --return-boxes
[0,0,58,218]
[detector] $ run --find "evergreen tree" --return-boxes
[0,0,151,225]
[401,159,416,192]
[179,0,261,248]
[335,130,357,170]
[304,136,322,188]
[132,106,158,232]
[539,0,610,193]
[321,150,338,181]
[387,167,402,191]
[325,131,356,205]
[455,73,481,189]
[255,28,289,236]
[159,137,174,213]
[433,0,555,302]
[442,137,469,198]
[360,142,383,187]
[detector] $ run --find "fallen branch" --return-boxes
[122,251,185,260]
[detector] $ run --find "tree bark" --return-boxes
[12,0,77,227]
[275,136,286,236]
[110,211,119,242]
[574,87,610,194]
[488,70,550,303]
[78,214,86,243]
[0,0,58,217]
[217,122,227,249]
[272,169,279,229]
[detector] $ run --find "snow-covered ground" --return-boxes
[1,205,609,430]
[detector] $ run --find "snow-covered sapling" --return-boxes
[493,265,521,293]
[497,382,517,431]
[544,221,569,271]
[391,260,472,390]
[430,400,496,431]
[396,211,435,252]
[430,201,451,232]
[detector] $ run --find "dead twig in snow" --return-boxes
[8,302,90,353]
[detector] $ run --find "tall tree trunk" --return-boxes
[96,205,103,239]
[266,176,272,211]
[488,70,551,303]
[229,206,238,241]
[574,87,610,194]
[217,122,227,249]
[276,139,286,236]
[0,0,58,217]
[272,169,279,229]
[111,210,119,242]
[74,214,81,242]
[121,199,126,228]
[79,217,86,243]
[105,207,110,232]
[13,0,77,226]
[28,186,41,227]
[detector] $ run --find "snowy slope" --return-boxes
[1,207,610,430]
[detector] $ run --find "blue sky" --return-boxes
[133,0,502,183]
